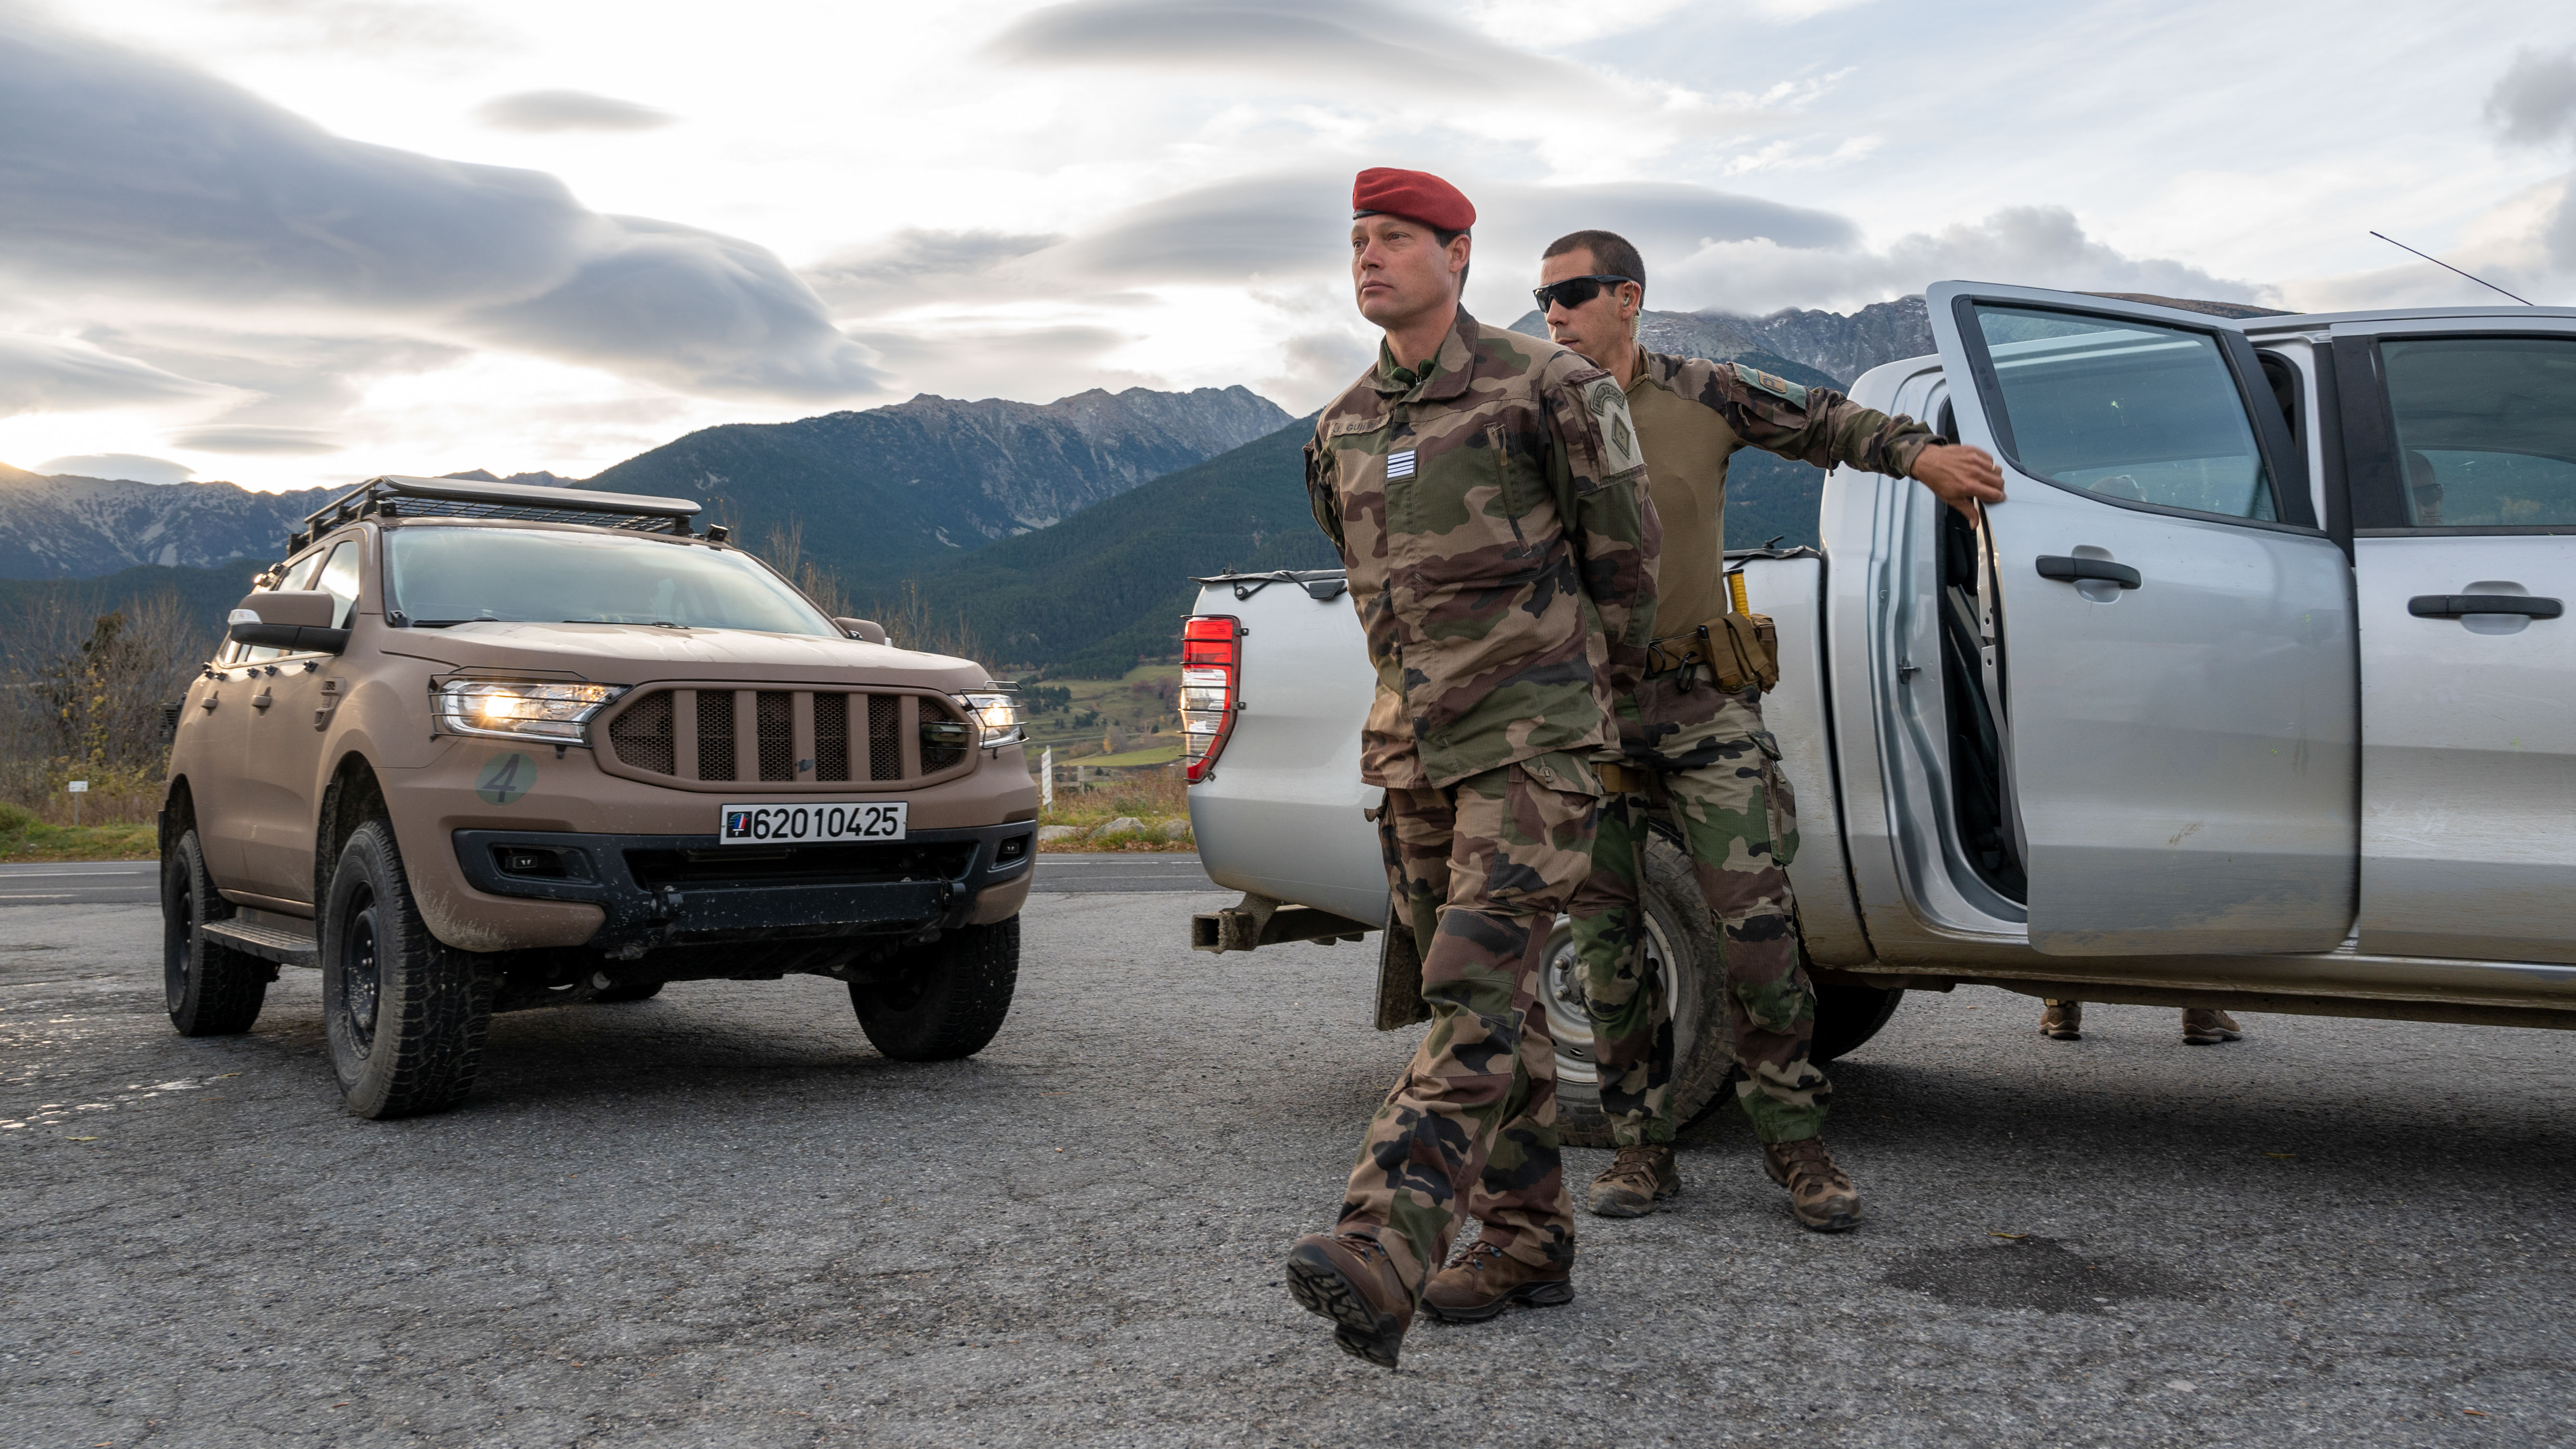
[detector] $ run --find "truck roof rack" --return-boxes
[291,475,704,552]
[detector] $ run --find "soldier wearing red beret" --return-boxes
[1282,168,1662,1368]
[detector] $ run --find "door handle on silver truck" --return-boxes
[2035,556,2142,589]
[2407,594,2564,619]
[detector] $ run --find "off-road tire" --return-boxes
[593,981,664,1004]
[321,820,492,1118]
[850,916,1019,1061]
[1812,981,1904,1063]
[1550,836,1734,1149]
[161,828,268,1036]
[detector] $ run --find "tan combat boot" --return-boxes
[1763,1138,1861,1233]
[1422,1239,1574,1323]
[1285,1232,1414,1368]
[2039,999,2083,1040]
[2183,1008,2244,1045]
[1587,1143,1682,1218]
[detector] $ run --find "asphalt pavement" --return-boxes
[0,860,158,909]
[3,875,2572,1448]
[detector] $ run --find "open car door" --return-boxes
[1926,283,2356,956]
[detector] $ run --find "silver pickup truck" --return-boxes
[1180,282,2576,1145]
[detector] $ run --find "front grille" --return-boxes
[623,841,977,890]
[757,691,794,781]
[596,686,977,791]
[868,694,902,781]
[815,691,850,782]
[608,690,674,775]
[697,691,737,781]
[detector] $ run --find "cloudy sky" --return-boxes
[4,0,2575,492]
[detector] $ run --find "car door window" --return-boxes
[2380,337,2576,528]
[315,541,361,627]
[1971,304,2277,521]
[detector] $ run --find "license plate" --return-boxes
[718,801,907,844]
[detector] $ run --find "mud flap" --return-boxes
[1373,921,1431,1031]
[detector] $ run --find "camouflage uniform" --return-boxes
[1569,353,1935,1148]
[1305,306,1659,1296]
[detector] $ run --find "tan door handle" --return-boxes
[252,689,273,712]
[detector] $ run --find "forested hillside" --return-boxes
[856,418,1337,678]
[0,556,255,669]
[589,386,1288,581]
[863,398,1841,677]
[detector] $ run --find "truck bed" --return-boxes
[1185,555,1870,962]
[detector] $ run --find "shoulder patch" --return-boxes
[1586,378,1646,475]
[1728,361,1808,406]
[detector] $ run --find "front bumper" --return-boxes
[451,823,1035,958]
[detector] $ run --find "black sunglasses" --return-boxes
[1532,274,1636,311]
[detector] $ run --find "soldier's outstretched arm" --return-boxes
[1676,357,1935,478]
[1675,357,2002,518]
[1545,375,1660,702]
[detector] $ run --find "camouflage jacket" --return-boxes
[1621,349,1937,759]
[1304,308,1660,790]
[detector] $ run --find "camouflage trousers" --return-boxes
[1339,756,1600,1298]
[1567,685,1831,1147]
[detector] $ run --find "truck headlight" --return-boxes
[956,691,1022,747]
[436,679,626,743]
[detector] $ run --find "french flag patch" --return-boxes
[1386,449,1417,479]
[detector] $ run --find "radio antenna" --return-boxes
[2369,231,2533,306]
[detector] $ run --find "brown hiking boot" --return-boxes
[1587,1143,1681,1218]
[2039,999,2083,1040]
[1285,1232,1413,1368]
[1422,1239,1573,1323]
[2182,1008,2244,1045]
[1763,1138,1861,1233]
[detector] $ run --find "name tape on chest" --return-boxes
[1386,449,1417,479]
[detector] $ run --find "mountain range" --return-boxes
[0,385,1289,583]
[1,297,1955,675]
[0,463,339,578]
[587,385,1290,578]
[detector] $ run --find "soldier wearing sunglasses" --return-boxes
[1531,229,2005,1234]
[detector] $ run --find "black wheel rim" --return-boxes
[164,866,194,1012]
[340,890,382,1054]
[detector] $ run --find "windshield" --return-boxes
[384,527,836,635]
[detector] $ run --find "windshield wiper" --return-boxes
[559,619,688,627]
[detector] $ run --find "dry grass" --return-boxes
[1036,765,1195,851]
[0,802,156,861]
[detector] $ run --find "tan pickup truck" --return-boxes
[160,475,1038,1118]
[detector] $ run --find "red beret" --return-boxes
[1352,167,1474,232]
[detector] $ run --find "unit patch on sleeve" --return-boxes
[1728,361,1809,407]
[1587,380,1647,475]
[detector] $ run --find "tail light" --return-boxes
[1180,614,1241,784]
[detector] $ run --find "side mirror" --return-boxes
[835,617,889,645]
[227,590,350,654]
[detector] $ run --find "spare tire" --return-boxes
[1544,836,1733,1149]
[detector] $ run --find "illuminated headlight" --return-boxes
[435,679,626,743]
[956,691,1022,747]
